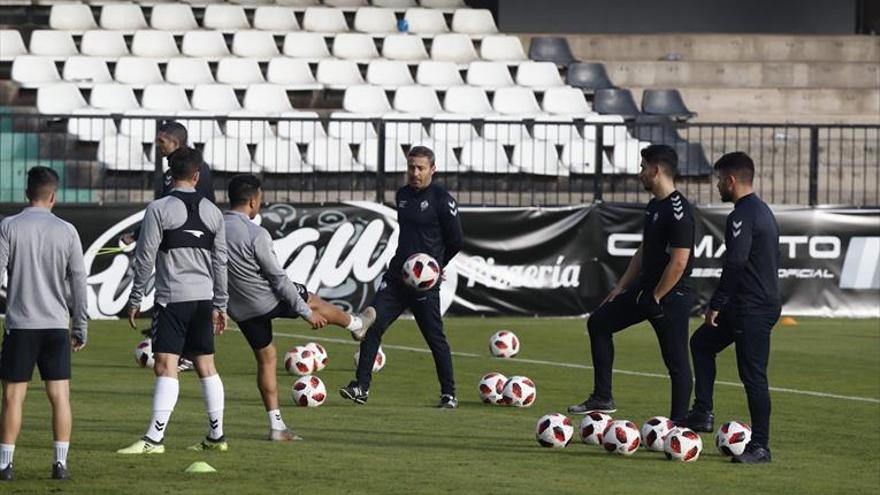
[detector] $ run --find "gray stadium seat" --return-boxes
[565,62,615,92]
[641,89,697,121]
[528,36,577,66]
[593,88,641,119]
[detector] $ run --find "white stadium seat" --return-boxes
[69,108,118,142]
[482,116,529,144]
[373,0,416,7]
[357,138,408,172]
[203,4,250,31]
[306,137,362,172]
[411,139,459,170]
[430,34,478,65]
[232,30,280,59]
[282,32,331,61]
[175,111,224,143]
[120,109,164,144]
[142,84,192,112]
[324,0,368,6]
[420,0,465,8]
[381,34,429,62]
[49,3,98,32]
[255,138,311,174]
[97,134,151,171]
[328,113,377,142]
[225,110,276,145]
[150,4,198,32]
[114,57,163,88]
[480,35,527,63]
[428,113,479,144]
[342,85,391,114]
[29,30,78,58]
[80,30,129,59]
[613,138,650,174]
[366,60,414,89]
[393,85,441,114]
[131,30,180,59]
[217,57,266,88]
[11,56,61,88]
[466,61,513,89]
[353,7,397,34]
[303,7,349,33]
[316,59,365,89]
[532,116,580,144]
[511,139,567,176]
[515,61,564,89]
[274,0,319,6]
[277,111,325,142]
[99,4,148,31]
[62,56,112,86]
[182,31,231,60]
[415,60,463,89]
[332,33,379,61]
[166,58,215,87]
[0,30,27,61]
[244,83,294,113]
[443,85,491,114]
[267,58,321,90]
[562,139,610,174]
[542,87,591,115]
[451,8,497,36]
[191,84,242,112]
[460,139,514,173]
[253,6,300,32]
[403,8,448,35]
[90,83,139,111]
[492,87,541,115]
[203,137,258,172]
[381,113,429,141]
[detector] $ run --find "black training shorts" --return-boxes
[151,300,215,356]
[237,283,309,350]
[0,328,71,382]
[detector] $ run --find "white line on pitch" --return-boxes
[258,329,880,405]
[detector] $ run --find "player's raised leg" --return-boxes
[307,294,375,341]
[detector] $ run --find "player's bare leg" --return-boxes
[307,294,375,341]
[254,344,301,441]
[0,382,27,480]
[45,380,71,479]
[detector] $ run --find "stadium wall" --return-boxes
[1,203,877,319]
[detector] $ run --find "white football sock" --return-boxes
[200,374,225,441]
[346,315,363,331]
[267,409,287,430]
[144,376,179,443]
[54,441,69,467]
[0,443,14,469]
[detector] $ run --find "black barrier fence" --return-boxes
[0,111,877,206]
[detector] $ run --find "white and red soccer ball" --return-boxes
[134,338,154,369]
[489,330,520,358]
[477,372,507,404]
[641,416,675,452]
[602,420,641,456]
[579,411,612,445]
[500,375,536,407]
[353,346,386,373]
[291,375,327,407]
[402,253,441,291]
[715,421,752,457]
[305,342,328,372]
[284,346,318,376]
[535,413,574,448]
[664,427,703,462]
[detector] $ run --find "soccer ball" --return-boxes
[353,346,386,373]
[291,375,326,407]
[305,342,328,372]
[477,372,508,404]
[664,427,703,462]
[134,338,154,368]
[641,416,675,452]
[579,411,612,445]
[284,346,317,376]
[401,252,441,291]
[500,376,536,407]
[489,330,520,358]
[536,413,574,448]
[602,420,641,456]
[715,421,752,456]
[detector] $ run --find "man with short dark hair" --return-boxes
[568,144,695,422]
[223,174,375,441]
[683,152,781,464]
[339,146,464,408]
[117,147,230,455]
[156,121,214,203]
[0,167,88,481]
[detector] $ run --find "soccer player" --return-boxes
[568,144,694,422]
[0,167,88,481]
[156,121,215,202]
[683,152,781,464]
[339,146,463,408]
[223,174,376,440]
[117,147,230,455]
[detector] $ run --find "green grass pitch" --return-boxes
[5,317,879,494]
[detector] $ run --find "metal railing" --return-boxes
[0,111,877,207]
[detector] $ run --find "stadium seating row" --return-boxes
[0,29,522,64]
[43,4,494,35]
[21,0,466,9]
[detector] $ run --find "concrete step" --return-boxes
[689,112,880,125]
[522,34,880,63]
[596,60,880,90]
